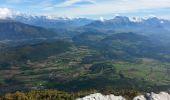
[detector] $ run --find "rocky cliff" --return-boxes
[134,91,170,100]
[77,91,170,100]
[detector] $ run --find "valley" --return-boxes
[0,16,170,99]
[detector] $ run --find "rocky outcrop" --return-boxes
[76,93,126,100]
[133,92,170,100]
[77,91,170,100]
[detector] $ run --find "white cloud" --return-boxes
[0,8,13,19]
[0,8,22,19]
[47,0,170,17]
[56,0,96,7]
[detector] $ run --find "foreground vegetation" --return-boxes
[0,89,142,100]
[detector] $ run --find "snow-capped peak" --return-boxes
[129,17,144,22]
[99,17,105,22]
[160,21,164,24]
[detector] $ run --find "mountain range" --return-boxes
[85,16,170,43]
[13,15,93,29]
[1,15,170,44]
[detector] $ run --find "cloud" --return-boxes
[1,0,170,18]
[0,8,13,19]
[52,0,170,16]
[56,0,96,7]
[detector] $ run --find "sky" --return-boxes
[0,0,170,19]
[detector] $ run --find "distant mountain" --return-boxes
[85,16,170,34]
[0,20,58,40]
[84,16,170,44]
[2,15,170,43]
[13,15,93,29]
[4,15,170,33]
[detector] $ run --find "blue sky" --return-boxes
[0,0,170,19]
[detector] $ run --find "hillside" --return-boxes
[0,20,58,40]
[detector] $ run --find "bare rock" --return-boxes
[133,92,170,100]
[76,93,126,100]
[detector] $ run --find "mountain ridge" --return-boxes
[0,19,58,40]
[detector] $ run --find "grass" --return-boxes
[114,59,170,85]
